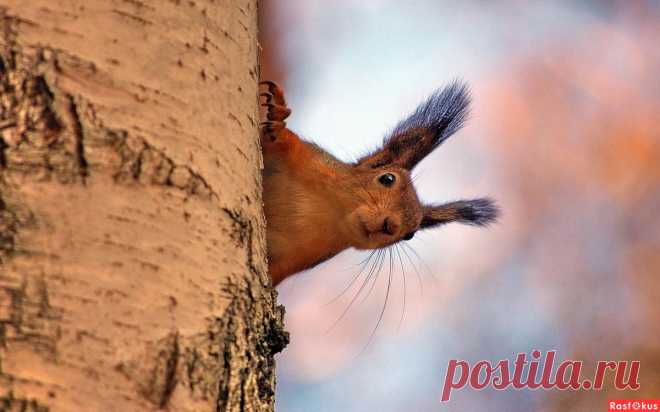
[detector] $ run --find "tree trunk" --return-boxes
[0,1,287,411]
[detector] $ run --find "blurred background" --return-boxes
[258,1,660,411]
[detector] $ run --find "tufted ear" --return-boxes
[420,198,499,229]
[357,81,470,170]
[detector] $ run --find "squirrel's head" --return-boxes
[341,81,498,250]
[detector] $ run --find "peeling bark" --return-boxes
[0,1,287,411]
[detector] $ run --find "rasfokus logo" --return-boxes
[608,400,660,411]
[440,350,641,402]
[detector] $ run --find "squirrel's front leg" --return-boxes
[259,81,303,285]
[259,81,321,179]
[259,81,297,152]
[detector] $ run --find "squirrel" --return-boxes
[259,80,498,286]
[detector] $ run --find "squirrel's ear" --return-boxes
[420,198,498,229]
[357,81,470,170]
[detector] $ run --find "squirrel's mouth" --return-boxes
[359,218,381,240]
[360,221,372,238]
[360,217,396,237]
[353,209,394,249]
[360,220,391,241]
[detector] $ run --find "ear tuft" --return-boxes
[390,80,471,155]
[456,198,499,226]
[356,80,471,170]
[420,198,499,229]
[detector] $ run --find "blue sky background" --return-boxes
[261,2,660,411]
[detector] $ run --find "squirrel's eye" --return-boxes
[378,173,396,187]
[403,231,416,241]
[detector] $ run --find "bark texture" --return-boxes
[0,1,287,411]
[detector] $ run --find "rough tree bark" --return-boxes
[0,1,287,411]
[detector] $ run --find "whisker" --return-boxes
[400,243,424,295]
[359,246,387,305]
[326,249,383,333]
[411,168,425,184]
[358,247,394,355]
[402,242,434,282]
[324,250,377,306]
[356,250,378,267]
[395,244,407,331]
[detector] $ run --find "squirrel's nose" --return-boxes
[381,217,399,236]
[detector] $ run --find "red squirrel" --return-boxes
[259,80,498,286]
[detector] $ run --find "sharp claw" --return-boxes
[259,80,278,91]
[259,92,273,103]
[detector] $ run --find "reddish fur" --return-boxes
[259,81,497,286]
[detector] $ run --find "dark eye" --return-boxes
[403,231,416,241]
[378,173,396,187]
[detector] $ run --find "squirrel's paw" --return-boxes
[259,81,291,141]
